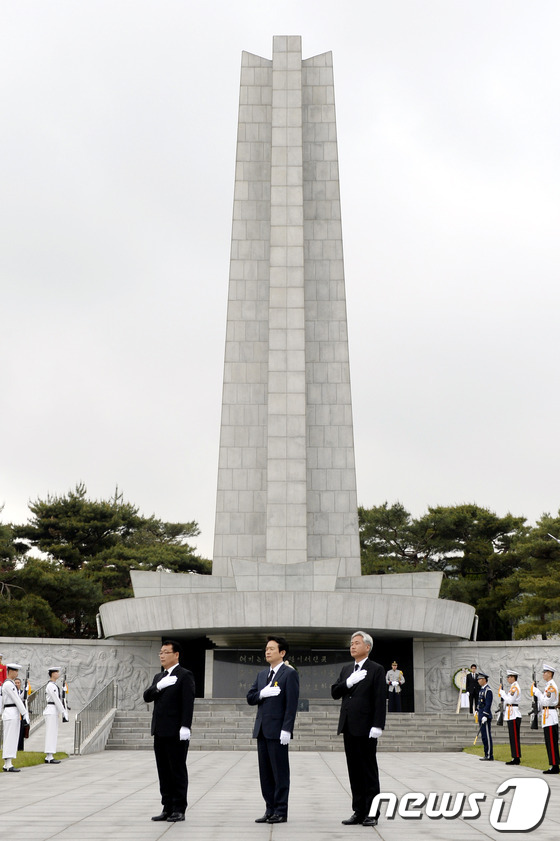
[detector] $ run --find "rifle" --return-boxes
[61,668,70,722]
[496,668,504,726]
[530,667,539,730]
[22,663,31,739]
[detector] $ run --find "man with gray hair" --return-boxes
[331,632,386,826]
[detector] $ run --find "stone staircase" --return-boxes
[105,700,543,752]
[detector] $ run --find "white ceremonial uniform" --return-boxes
[534,679,559,729]
[499,681,522,722]
[43,680,67,753]
[1,679,27,760]
[385,669,405,693]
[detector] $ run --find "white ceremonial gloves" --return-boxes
[369,727,382,739]
[346,669,367,689]
[179,727,191,741]
[157,675,178,690]
[260,685,281,699]
[481,716,488,725]
[23,714,30,725]
[280,730,291,746]
[391,681,399,686]
[62,712,69,722]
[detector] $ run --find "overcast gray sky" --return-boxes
[2,1,559,559]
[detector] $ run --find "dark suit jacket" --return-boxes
[247,663,300,739]
[143,665,196,738]
[466,672,479,696]
[331,659,386,737]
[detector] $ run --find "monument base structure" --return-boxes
[99,37,475,707]
[99,565,475,709]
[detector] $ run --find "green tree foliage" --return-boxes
[359,502,430,573]
[359,502,527,640]
[1,484,211,638]
[16,483,146,570]
[499,514,560,640]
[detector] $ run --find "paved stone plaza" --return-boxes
[3,746,559,841]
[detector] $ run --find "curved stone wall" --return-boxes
[99,590,474,642]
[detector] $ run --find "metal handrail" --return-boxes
[27,681,49,728]
[74,679,118,754]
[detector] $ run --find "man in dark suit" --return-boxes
[143,639,196,823]
[331,631,386,827]
[247,635,300,824]
[466,664,480,714]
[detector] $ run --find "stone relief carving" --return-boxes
[0,639,159,711]
[422,642,560,713]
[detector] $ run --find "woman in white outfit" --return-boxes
[43,668,68,763]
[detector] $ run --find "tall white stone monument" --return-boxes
[213,35,360,580]
[99,40,474,704]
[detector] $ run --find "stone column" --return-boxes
[213,37,360,579]
[266,36,307,565]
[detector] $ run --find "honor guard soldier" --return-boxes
[499,668,522,765]
[532,663,559,774]
[1,663,29,772]
[466,664,480,714]
[476,671,493,761]
[43,667,68,763]
[385,661,405,712]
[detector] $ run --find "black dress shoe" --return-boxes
[479,756,493,761]
[267,814,287,823]
[167,812,185,822]
[3,767,21,772]
[45,759,61,764]
[255,814,273,823]
[151,812,170,821]
[543,766,560,774]
[505,759,520,765]
[363,816,378,827]
[342,814,365,825]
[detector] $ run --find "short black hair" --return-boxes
[48,669,60,678]
[162,639,182,654]
[267,635,288,657]
[471,664,477,669]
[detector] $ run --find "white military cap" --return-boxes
[48,666,62,671]
[506,668,519,677]
[6,663,23,670]
[543,663,556,673]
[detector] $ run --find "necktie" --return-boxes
[161,670,169,677]
[354,664,360,672]
[267,670,274,684]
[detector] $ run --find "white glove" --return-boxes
[346,669,367,688]
[369,727,382,739]
[260,685,281,699]
[481,716,487,724]
[23,714,30,725]
[391,681,399,686]
[280,730,291,745]
[179,727,191,741]
[157,675,178,690]
[63,713,69,722]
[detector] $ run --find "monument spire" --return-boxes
[213,35,361,578]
